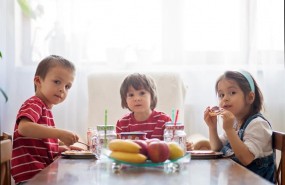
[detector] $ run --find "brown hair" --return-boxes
[120,73,157,110]
[215,70,264,122]
[34,55,75,91]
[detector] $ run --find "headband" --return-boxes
[238,70,255,92]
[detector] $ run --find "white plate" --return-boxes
[187,150,223,159]
[61,151,97,159]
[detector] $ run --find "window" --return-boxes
[10,0,285,68]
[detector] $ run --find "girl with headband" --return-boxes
[204,70,274,183]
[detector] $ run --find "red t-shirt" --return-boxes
[116,110,172,140]
[11,96,59,184]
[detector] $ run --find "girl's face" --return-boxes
[35,66,74,109]
[217,78,252,120]
[126,86,152,114]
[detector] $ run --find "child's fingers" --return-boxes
[69,145,84,151]
[75,134,79,142]
[186,141,194,151]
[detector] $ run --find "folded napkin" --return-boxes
[188,134,211,150]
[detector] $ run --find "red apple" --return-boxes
[133,140,148,156]
[147,141,170,163]
[145,138,160,145]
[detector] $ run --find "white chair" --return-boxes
[272,130,285,185]
[87,71,186,129]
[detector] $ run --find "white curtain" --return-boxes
[0,0,284,141]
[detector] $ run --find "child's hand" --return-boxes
[59,145,84,153]
[186,141,194,151]
[204,106,218,129]
[220,110,236,132]
[58,130,79,147]
[69,145,84,151]
[59,145,70,153]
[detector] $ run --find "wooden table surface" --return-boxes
[25,155,273,185]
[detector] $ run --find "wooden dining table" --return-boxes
[25,154,273,185]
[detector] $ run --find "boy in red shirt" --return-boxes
[11,55,82,184]
[116,73,172,140]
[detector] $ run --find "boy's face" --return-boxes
[126,86,152,114]
[34,66,74,108]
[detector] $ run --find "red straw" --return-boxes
[171,109,179,141]
[174,109,179,126]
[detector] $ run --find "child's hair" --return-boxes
[215,70,264,121]
[34,55,75,91]
[120,73,157,110]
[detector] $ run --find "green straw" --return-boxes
[172,108,175,122]
[172,109,179,141]
[104,109,107,148]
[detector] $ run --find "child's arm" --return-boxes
[204,107,223,151]
[18,118,79,146]
[208,127,223,151]
[221,111,255,165]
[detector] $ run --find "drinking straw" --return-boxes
[104,109,107,147]
[171,108,175,122]
[174,109,179,126]
[105,109,108,126]
[172,109,179,140]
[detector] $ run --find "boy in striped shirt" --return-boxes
[116,73,172,140]
[11,55,82,184]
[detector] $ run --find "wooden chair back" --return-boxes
[0,132,12,185]
[272,131,285,185]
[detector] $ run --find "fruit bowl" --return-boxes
[104,149,190,169]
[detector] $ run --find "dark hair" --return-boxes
[215,71,263,121]
[34,55,75,91]
[120,73,157,110]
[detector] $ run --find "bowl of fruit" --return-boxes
[105,139,190,170]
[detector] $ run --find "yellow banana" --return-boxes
[108,139,141,153]
[110,151,147,164]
